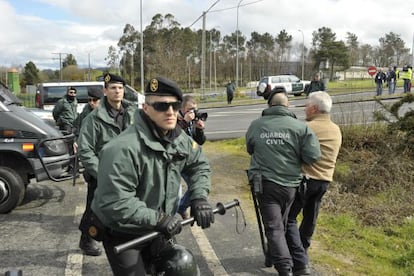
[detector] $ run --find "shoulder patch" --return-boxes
[192,140,198,150]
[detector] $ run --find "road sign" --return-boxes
[368,66,377,76]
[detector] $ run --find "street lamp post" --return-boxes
[236,0,245,88]
[88,53,91,81]
[209,31,212,92]
[140,0,144,92]
[298,29,305,80]
[411,13,414,67]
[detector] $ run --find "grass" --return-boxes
[315,213,414,276]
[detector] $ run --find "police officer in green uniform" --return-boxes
[73,86,104,138]
[91,77,214,275]
[77,73,137,256]
[52,86,78,133]
[246,88,321,276]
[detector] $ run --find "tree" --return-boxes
[275,30,292,73]
[378,32,409,67]
[143,14,196,85]
[118,23,139,86]
[346,32,359,66]
[311,27,350,80]
[105,45,120,73]
[359,44,373,66]
[246,32,275,79]
[222,31,246,81]
[23,61,40,85]
[62,54,77,68]
[275,29,292,62]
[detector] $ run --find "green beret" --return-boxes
[144,77,183,102]
[87,87,104,98]
[103,73,126,86]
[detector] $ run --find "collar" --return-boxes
[306,113,331,121]
[141,110,181,146]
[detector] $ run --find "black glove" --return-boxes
[155,213,182,239]
[190,198,214,229]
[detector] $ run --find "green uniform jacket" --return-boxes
[73,103,93,138]
[52,96,78,128]
[246,105,321,187]
[77,98,137,179]
[91,110,211,235]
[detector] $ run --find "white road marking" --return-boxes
[65,254,83,276]
[65,191,85,276]
[191,225,229,276]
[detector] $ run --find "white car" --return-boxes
[256,75,310,98]
[35,81,145,114]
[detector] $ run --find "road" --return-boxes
[0,177,280,275]
[203,91,403,140]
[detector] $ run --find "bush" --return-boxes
[326,123,414,226]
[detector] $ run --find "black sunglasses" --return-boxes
[147,101,181,112]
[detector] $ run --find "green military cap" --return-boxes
[87,87,104,98]
[103,73,126,86]
[145,77,183,102]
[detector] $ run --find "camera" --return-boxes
[193,110,208,121]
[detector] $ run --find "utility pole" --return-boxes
[140,0,144,92]
[52,52,69,81]
[88,53,91,81]
[201,11,206,99]
[236,0,245,88]
[298,29,305,80]
[209,31,212,92]
[189,0,220,101]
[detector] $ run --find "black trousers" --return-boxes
[286,178,329,267]
[226,92,233,104]
[258,180,296,271]
[79,173,97,234]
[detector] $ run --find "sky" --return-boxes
[1,0,414,70]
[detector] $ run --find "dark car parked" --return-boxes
[0,82,75,213]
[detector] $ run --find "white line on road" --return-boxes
[65,194,85,276]
[190,225,229,276]
[65,254,83,276]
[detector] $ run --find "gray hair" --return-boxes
[308,91,332,113]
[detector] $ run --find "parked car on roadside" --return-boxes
[35,80,145,114]
[0,81,75,213]
[256,74,310,98]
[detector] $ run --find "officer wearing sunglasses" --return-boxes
[77,73,137,257]
[91,76,214,275]
[73,87,104,138]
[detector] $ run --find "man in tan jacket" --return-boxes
[286,91,342,276]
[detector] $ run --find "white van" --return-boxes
[35,81,145,113]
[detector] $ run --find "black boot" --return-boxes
[79,233,102,256]
[276,267,293,276]
[293,264,311,276]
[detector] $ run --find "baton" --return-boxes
[250,186,268,256]
[72,153,78,186]
[114,199,240,254]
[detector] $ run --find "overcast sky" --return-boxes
[1,0,414,70]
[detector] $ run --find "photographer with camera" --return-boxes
[177,95,207,145]
[177,95,207,218]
